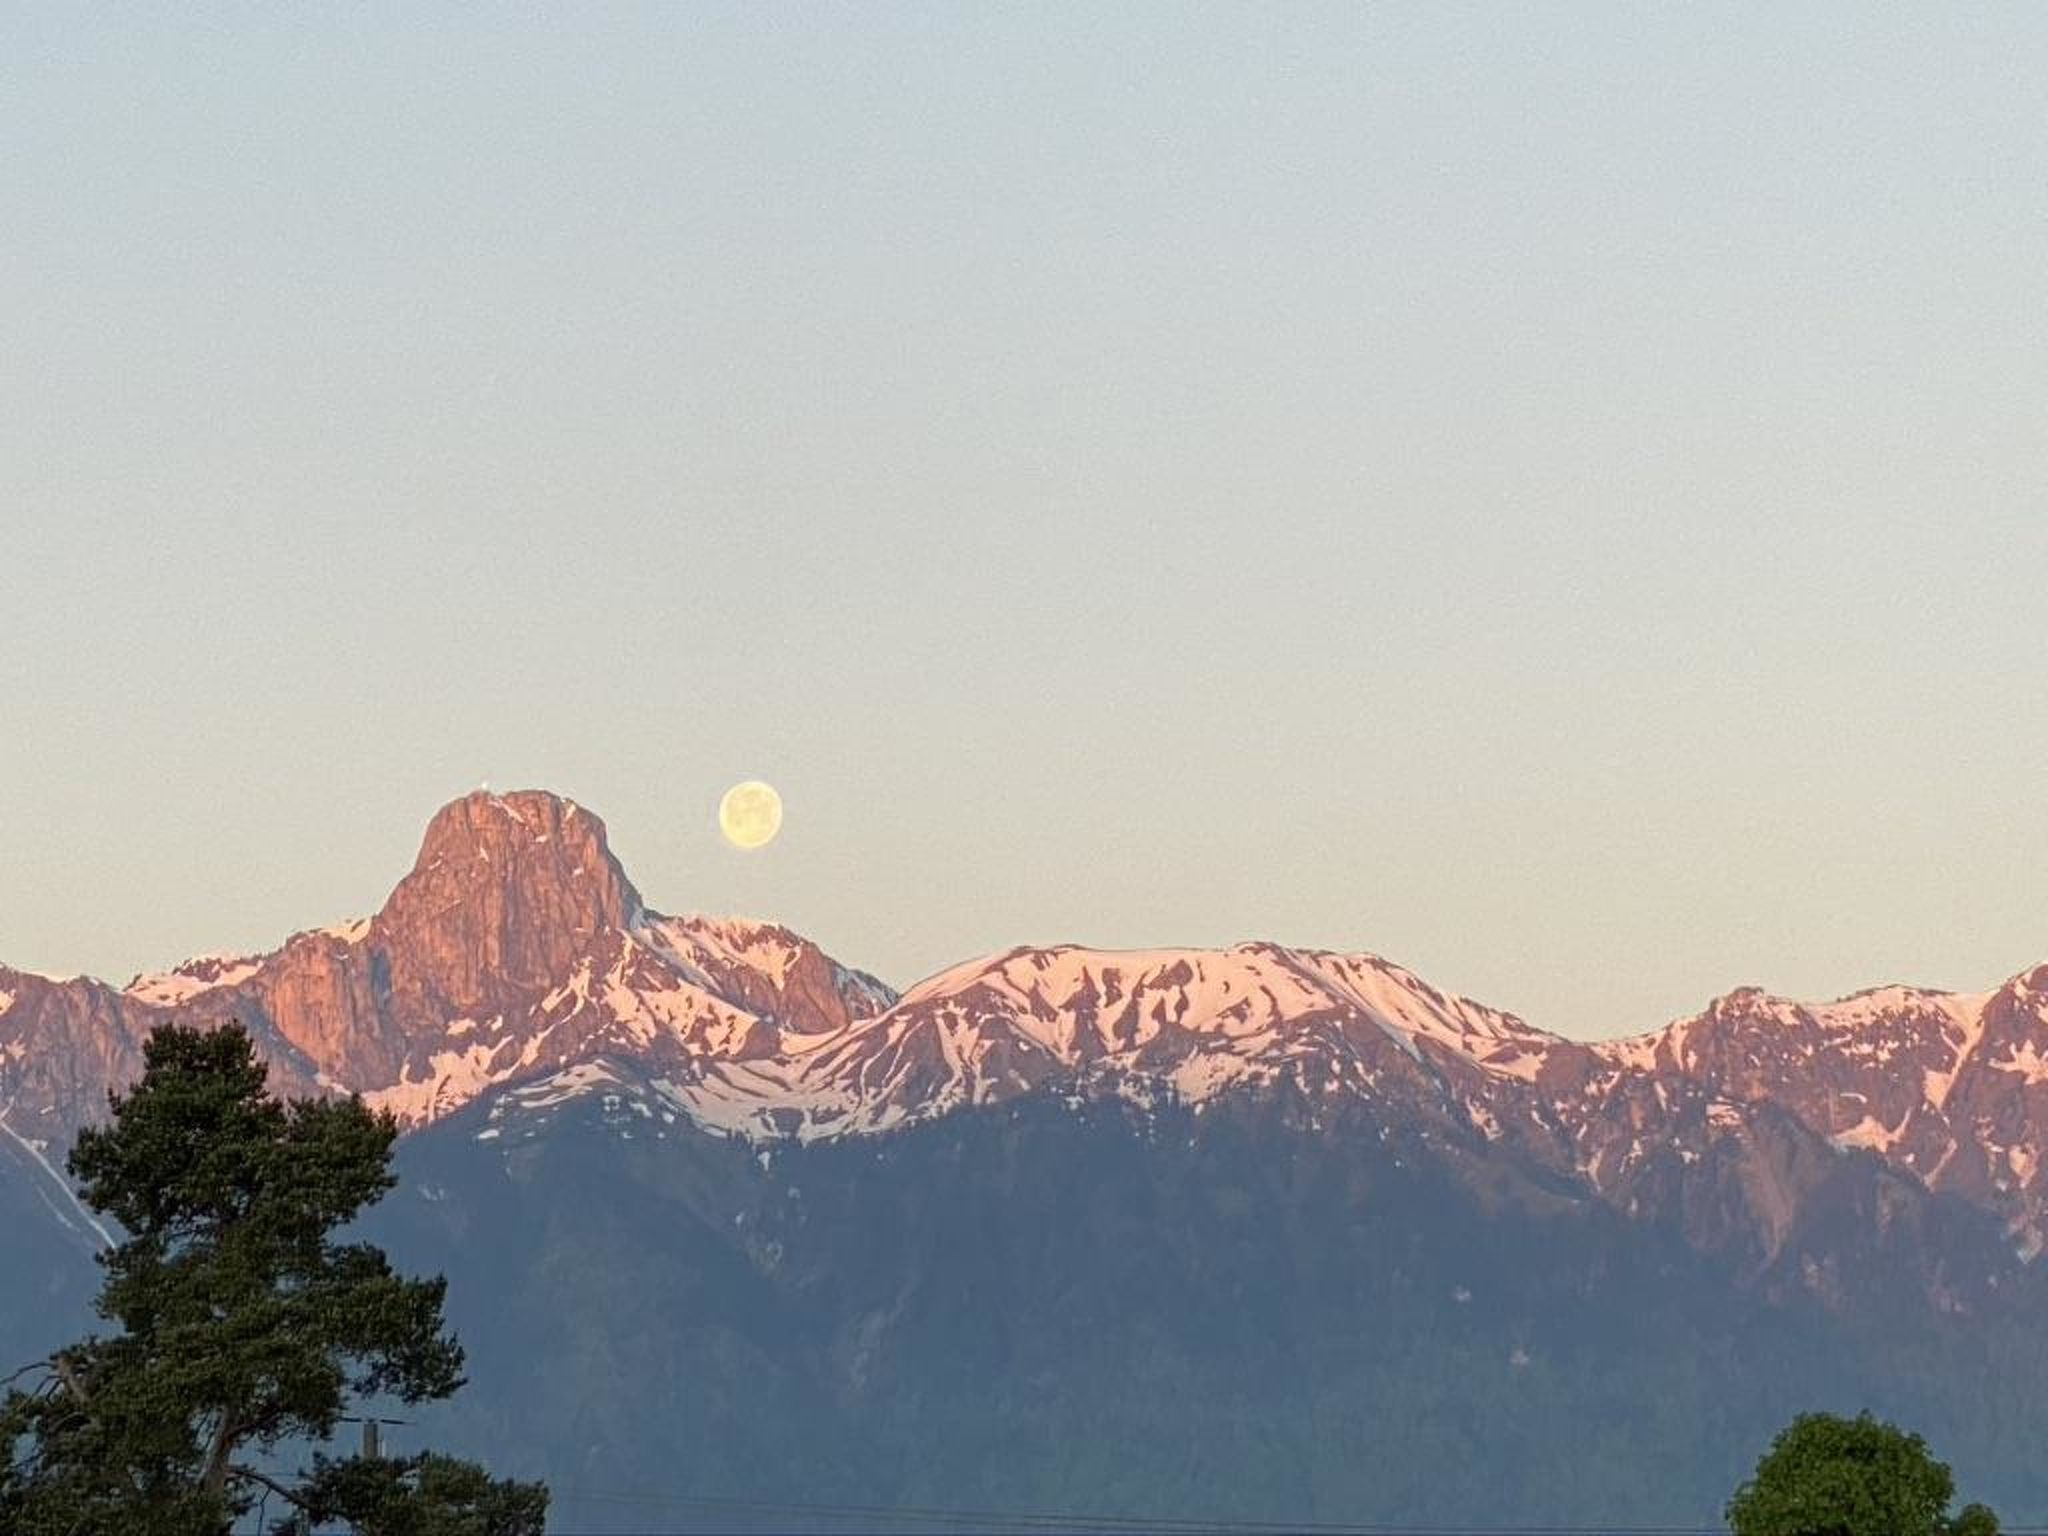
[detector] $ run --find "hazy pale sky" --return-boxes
[4,6,2045,1038]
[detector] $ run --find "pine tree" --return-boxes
[0,1023,547,1535]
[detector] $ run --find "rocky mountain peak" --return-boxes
[1699,986,1789,1024]
[373,791,644,1012]
[9,790,2048,1297]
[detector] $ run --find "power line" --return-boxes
[544,1487,2048,1536]
[548,1485,1735,1535]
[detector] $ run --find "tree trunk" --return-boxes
[201,1410,238,1499]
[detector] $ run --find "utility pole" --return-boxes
[331,1415,408,1535]
[338,1415,408,1460]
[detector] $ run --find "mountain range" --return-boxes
[7,789,2048,1530]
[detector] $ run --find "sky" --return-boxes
[3,5,2045,1039]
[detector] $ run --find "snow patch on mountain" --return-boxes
[1167,1048,1273,1105]
[1993,1040,2048,1086]
[0,1110,114,1248]
[368,1042,512,1124]
[1594,1031,1665,1073]
[482,1060,650,1135]
[124,954,264,1006]
[599,944,757,1053]
[663,916,806,987]
[655,1060,888,1142]
[1924,996,1993,1109]
[1833,1114,1909,1154]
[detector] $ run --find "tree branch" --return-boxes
[50,1352,89,1404]
[202,1407,245,1498]
[2,1357,52,1389]
[230,1463,315,1512]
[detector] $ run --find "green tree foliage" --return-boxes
[273,1452,551,1536]
[1727,1411,1998,1536]
[0,1023,547,1535]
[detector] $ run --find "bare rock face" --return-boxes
[181,791,654,1093]
[0,971,152,1151]
[373,791,643,1018]
[234,926,395,1090]
[1933,966,2048,1250]
[0,968,319,1160]
[0,791,892,1150]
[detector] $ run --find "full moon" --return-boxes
[718,780,784,850]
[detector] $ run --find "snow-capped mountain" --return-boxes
[1565,973,2048,1257]
[657,940,1570,1144]
[1,792,892,1150]
[6,787,2048,1254]
[15,789,2048,1529]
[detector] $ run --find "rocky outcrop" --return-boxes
[0,970,153,1150]
[0,791,892,1147]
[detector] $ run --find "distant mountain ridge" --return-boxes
[5,788,2046,1261]
[12,789,2048,1530]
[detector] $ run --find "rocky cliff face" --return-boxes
[0,791,892,1151]
[0,966,323,1159]
[1570,974,2048,1256]
[0,970,152,1158]
[373,791,644,1017]
[4,788,2047,1291]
